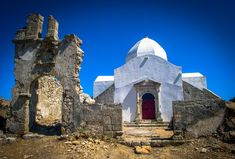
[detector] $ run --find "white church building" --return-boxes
[93,37,207,123]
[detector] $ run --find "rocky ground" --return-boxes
[0,133,235,159]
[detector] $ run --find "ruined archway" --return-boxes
[30,75,63,135]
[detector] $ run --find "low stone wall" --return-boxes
[183,81,220,101]
[173,99,225,138]
[81,103,122,137]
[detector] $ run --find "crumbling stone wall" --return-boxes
[4,13,120,137]
[173,99,225,138]
[7,13,86,135]
[81,103,122,137]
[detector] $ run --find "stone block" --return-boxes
[103,116,111,125]
[46,15,59,40]
[113,131,123,137]
[150,141,163,147]
[112,124,122,131]
[141,141,151,146]
[111,115,122,125]
[131,141,141,146]
[103,131,113,138]
[103,124,112,131]
[25,13,44,40]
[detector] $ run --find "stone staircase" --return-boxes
[119,121,188,147]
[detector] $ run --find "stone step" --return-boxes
[118,139,190,147]
[123,127,174,139]
[124,121,169,124]
[123,122,170,128]
[123,134,161,138]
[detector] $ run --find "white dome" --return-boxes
[126,37,167,62]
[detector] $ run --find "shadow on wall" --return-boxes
[123,87,137,122]
[30,123,61,135]
[0,117,6,132]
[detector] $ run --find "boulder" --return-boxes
[134,146,151,154]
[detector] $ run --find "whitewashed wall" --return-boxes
[114,55,184,122]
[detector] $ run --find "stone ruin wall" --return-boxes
[5,13,123,136]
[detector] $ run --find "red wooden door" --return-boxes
[142,93,155,119]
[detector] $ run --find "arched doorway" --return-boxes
[142,93,155,119]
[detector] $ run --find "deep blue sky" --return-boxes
[0,0,234,100]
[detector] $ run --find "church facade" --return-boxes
[94,37,207,123]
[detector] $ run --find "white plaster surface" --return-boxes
[95,76,114,82]
[182,72,203,78]
[126,37,167,62]
[182,73,207,90]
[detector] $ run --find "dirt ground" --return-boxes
[0,135,235,159]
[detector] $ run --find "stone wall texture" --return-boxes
[173,99,225,138]
[183,81,219,101]
[34,76,63,126]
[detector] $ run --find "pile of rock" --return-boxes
[57,131,114,158]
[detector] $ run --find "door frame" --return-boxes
[134,79,162,122]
